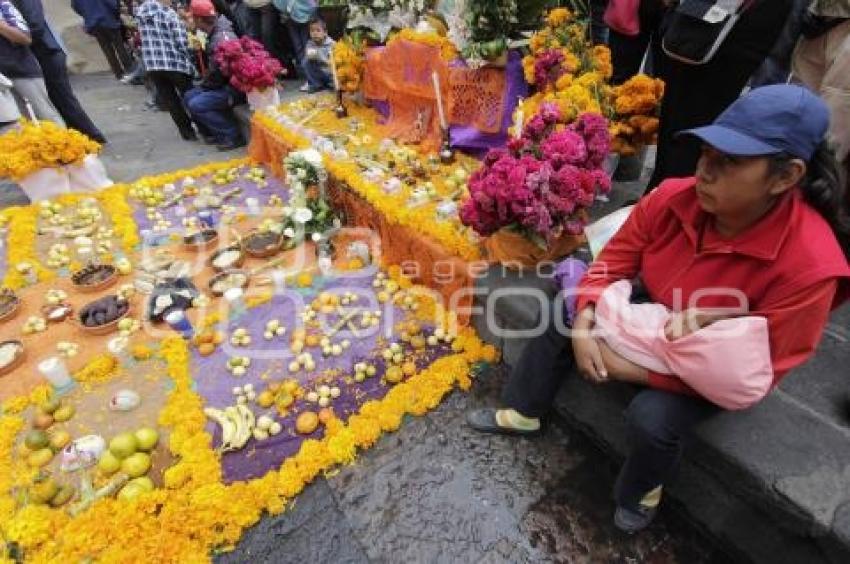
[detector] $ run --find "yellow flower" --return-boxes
[390,29,459,61]
[547,7,574,27]
[0,120,101,180]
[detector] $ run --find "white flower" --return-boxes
[299,148,323,167]
[284,227,295,238]
[296,168,307,179]
[293,208,313,224]
[282,206,292,217]
[311,232,322,242]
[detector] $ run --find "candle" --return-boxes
[330,53,340,91]
[224,287,245,318]
[24,98,38,125]
[432,71,447,130]
[164,309,194,338]
[38,357,73,390]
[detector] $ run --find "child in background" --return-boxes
[302,17,333,93]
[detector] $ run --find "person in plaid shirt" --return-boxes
[136,0,198,140]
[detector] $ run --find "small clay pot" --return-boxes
[77,295,130,336]
[182,229,219,251]
[244,231,283,258]
[0,340,25,377]
[207,245,245,272]
[72,264,118,293]
[208,270,249,297]
[0,290,21,323]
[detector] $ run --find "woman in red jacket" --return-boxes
[468,85,850,533]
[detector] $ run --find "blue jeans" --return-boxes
[302,58,333,91]
[184,86,242,144]
[501,304,719,511]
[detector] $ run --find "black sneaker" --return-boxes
[613,504,658,534]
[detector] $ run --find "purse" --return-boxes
[604,0,642,37]
[662,0,753,64]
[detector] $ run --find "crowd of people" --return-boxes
[1,0,336,149]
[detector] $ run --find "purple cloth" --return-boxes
[367,50,528,155]
[130,164,289,245]
[191,268,449,483]
[554,257,589,324]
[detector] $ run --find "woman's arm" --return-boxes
[573,192,657,315]
[0,2,32,45]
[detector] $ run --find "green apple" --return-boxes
[128,476,155,492]
[98,451,121,475]
[109,432,138,459]
[134,428,159,452]
[120,452,151,478]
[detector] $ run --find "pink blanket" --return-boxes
[595,280,773,410]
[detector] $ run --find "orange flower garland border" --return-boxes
[0,272,498,561]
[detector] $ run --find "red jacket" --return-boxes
[576,177,850,396]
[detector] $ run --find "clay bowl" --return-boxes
[0,340,25,377]
[207,245,246,273]
[208,270,249,298]
[71,264,118,293]
[0,291,21,324]
[182,229,219,251]
[76,296,131,336]
[244,231,284,259]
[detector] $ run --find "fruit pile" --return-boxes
[97,427,160,501]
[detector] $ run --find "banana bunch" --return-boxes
[204,404,256,452]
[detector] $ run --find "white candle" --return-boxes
[24,98,38,125]
[330,53,340,91]
[432,71,447,130]
[38,357,73,389]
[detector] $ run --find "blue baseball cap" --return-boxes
[680,84,829,161]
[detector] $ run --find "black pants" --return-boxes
[91,26,133,78]
[608,0,667,85]
[147,70,194,139]
[38,51,105,142]
[501,307,718,510]
[646,0,794,192]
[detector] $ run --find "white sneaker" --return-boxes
[299,82,309,92]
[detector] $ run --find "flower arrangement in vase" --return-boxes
[460,103,611,267]
[281,149,340,248]
[214,37,283,109]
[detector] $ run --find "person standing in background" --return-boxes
[0,0,64,124]
[792,0,850,165]
[136,0,198,140]
[645,0,794,193]
[13,0,106,142]
[72,0,134,78]
[607,0,668,85]
[275,0,314,92]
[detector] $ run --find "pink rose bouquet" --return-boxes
[214,37,283,93]
[461,104,611,244]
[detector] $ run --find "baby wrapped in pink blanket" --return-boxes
[594,280,773,410]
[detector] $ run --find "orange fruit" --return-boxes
[295,412,319,434]
[198,343,216,356]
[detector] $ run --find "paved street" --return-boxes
[25,72,726,562]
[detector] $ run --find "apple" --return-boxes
[117,482,147,502]
[121,452,151,478]
[98,451,121,475]
[128,476,155,492]
[109,433,138,459]
[134,428,159,452]
[24,430,50,450]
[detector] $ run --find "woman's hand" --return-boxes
[571,306,608,383]
[598,341,649,384]
[572,333,609,383]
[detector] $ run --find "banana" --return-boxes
[204,407,237,451]
[235,405,256,448]
[225,406,247,449]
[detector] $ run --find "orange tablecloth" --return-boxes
[249,114,479,324]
